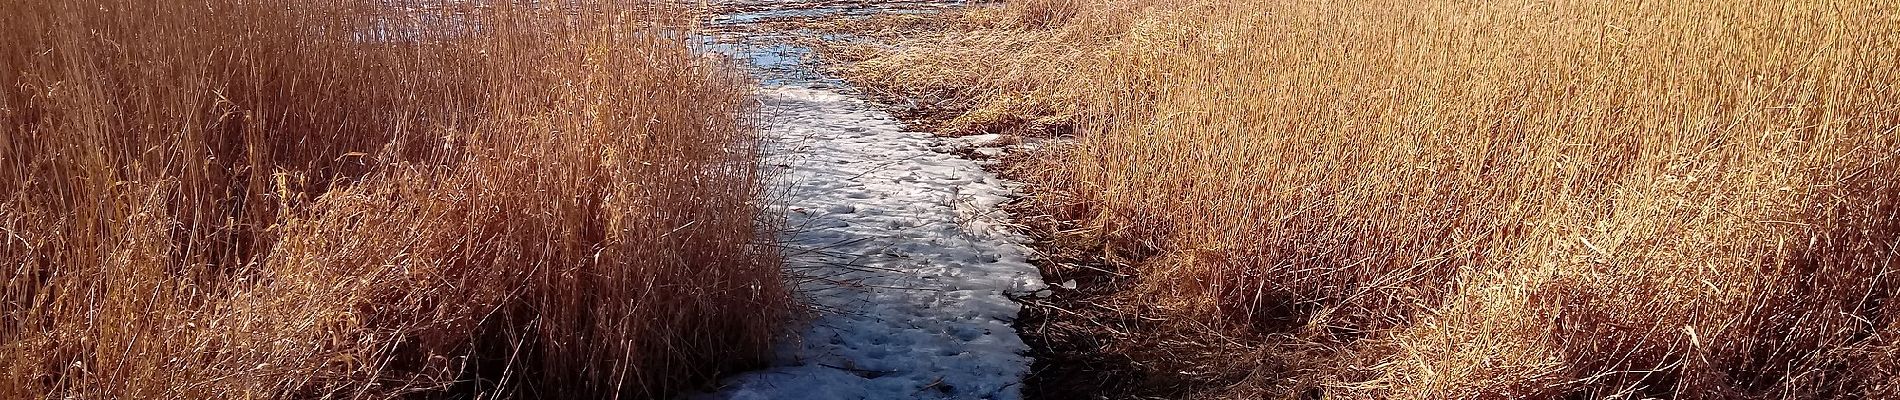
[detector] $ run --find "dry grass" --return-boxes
[838,0,1900,398]
[1,1,788,398]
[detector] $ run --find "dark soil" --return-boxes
[1003,197,1271,400]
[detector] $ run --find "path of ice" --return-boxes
[700,85,1045,399]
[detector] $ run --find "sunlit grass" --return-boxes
[0,1,788,398]
[843,0,1900,397]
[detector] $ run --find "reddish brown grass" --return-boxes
[1,1,788,398]
[838,0,1900,397]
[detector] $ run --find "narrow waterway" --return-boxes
[696,2,1048,399]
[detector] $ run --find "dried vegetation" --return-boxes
[836,0,1900,398]
[1,1,788,398]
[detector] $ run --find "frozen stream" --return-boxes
[695,2,1047,399]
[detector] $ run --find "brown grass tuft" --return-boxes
[1,1,787,398]
[837,0,1900,397]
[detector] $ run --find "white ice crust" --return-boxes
[699,86,1045,400]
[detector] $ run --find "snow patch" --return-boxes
[698,86,1045,400]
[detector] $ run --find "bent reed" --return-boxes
[841,0,1900,398]
[1,1,788,398]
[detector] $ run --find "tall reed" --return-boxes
[842,0,1900,397]
[1,1,787,398]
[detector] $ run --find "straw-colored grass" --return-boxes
[1,1,788,398]
[839,0,1900,397]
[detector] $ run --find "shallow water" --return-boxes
[700,0,961,86]
[709,1,952,25]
